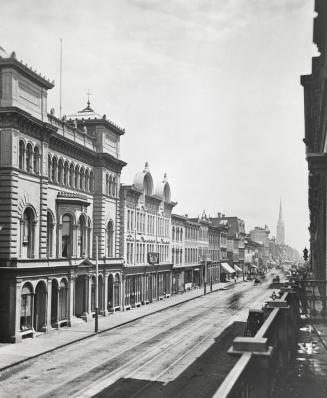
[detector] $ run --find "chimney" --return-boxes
[217,212,221,218]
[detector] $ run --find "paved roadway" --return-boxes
[0,278,273,398]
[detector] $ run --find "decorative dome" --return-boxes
[133,162,154,195]
[155,173,171,202]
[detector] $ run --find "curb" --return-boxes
[0,281,242,373]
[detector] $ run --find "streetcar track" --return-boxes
[0,282,270,398]
[67,288,264,398]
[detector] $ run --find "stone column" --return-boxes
[10,279,22,343]
[104,272,109,316]
[67,274,75,326]
[45,279,52,333]
[73,224,79,258]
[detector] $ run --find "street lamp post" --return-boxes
[95,236,99,333]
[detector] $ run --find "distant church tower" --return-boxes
[276,200,285,245]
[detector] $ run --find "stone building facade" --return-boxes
[301,0,327,281]
[0,51,126,342]
[119,164,175,307]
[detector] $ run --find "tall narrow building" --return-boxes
[276,201,285,245]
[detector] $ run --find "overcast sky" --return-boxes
[1,0,315,252]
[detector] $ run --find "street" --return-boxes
[0,279,273,398]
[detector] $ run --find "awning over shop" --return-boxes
[234,264,242,272]
[220,262,235,274]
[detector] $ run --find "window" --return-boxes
[63,162,69,185]
[20,283,33,331]
[26,143,33,172]
[22,207,35,258]
[19,140,25,170]
[33,146,40,174]
[58,159,64,185]
[62,214,72,258]
[52,157,57,183]
[89,171,94,192]
[69,164,75,187]
[107,221,114,257]
[79,215,86,257]
[47,211,54,258]
[85,169,89,191]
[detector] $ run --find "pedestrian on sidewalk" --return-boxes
[234,275,237,283]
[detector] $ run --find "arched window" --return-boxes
[172,227,175,241]
[109,175,113,196]
[80,167,85,191]
[33,146,40,174]
[63,161,69,186]
[20,283,33,331]
[26,143,33,172]
[107,221,114,257]
[69,164,75,187]
[75,165,80,189]
[62,214,72,258]
[106,174,109,195]
[52,157,57,183]
[85,169,89,192]
[21,207,35,258]
[47,211,54,258]
[79,215,86,257]
[48,155,52,181]
[89,171,94,192]
[58,159,64,185]
[19,140,25,170]
[113,176,117,197]
[59,279,68,321]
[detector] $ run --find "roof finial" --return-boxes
[163,172,167,181]
[87,89,91,109]
[144,161,149,171]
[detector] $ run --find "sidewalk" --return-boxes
[0,280,240,372]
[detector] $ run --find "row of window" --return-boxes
[172,248,183,265]
[126,210,169,237]
[21,207,114,259]
[48,155,94,193]
[172,226,183,241]
[185,248,199,264]
[185,226,199,241]
[125,242,169,265]
[19,141,41,174]
[105,174,118,197]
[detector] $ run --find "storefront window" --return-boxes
[20,284,33,331]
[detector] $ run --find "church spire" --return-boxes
[276,199,285,245]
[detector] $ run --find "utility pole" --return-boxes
[204,260,207,295]
[95,236,99,333]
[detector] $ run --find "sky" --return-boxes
[0,0,315,252]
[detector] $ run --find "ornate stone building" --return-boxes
[119,163,175,307]
[0,50,126,342]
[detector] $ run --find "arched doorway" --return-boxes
[34,281,47,332]
[51,279,59,327]
[114,274,120,308]
[75,275,86,317]
[59,279,68,322]
[20,283,33,332]
[108,274,114,311]
[91,276,96,313]
[98,275,103,313]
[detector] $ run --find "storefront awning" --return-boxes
[220,262,235,274]
[234,264,242,272]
